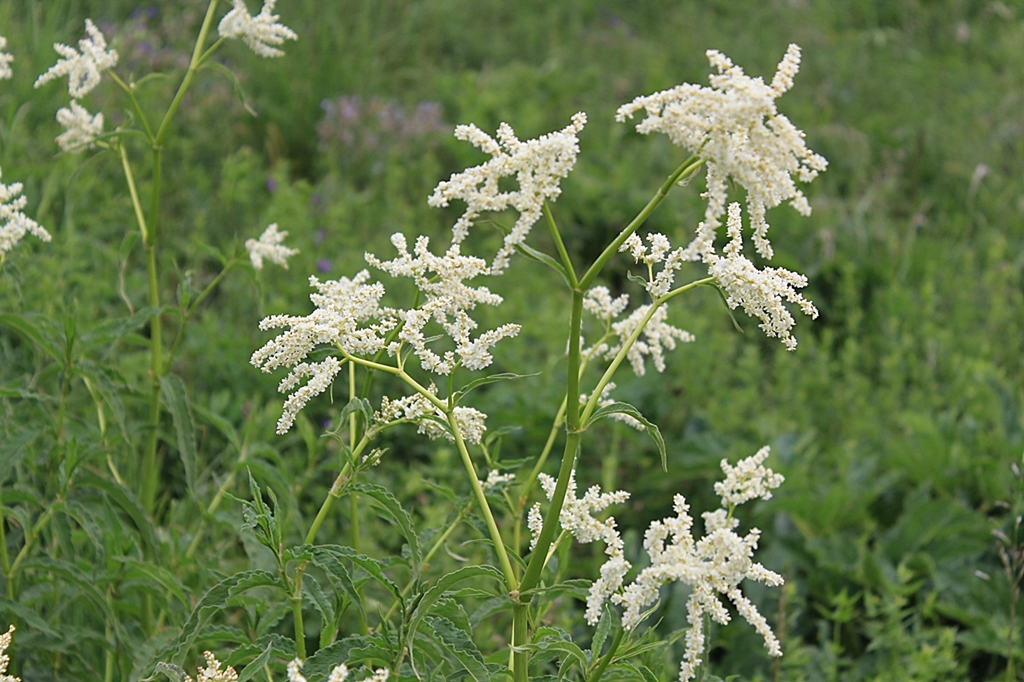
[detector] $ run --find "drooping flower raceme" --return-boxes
[0,37,13,80]
[219,0,298,58]
[34,18,118,98]
[1,170,52,258]
[617,44,827,262]
[706,203,817,350]
[529,470,631,625]
[246,223,299,269]
[55,100,104,152]
[607,449,785,682]
[428,113,586,274]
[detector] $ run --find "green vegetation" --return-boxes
[1,1,1022,681]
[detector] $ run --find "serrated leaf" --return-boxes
[154,662,189,682]
[309,546,363,618]
[314,544,402,605]
[0,427,39,484]
[161,375,199,501]
[303,632,395,679]
[237,640,275,682]
[351,482,422,572]
[76,471,160,558]
[588,401,667,471]
[426,615,491,682]
[303,574,336,647]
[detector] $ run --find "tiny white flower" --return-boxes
[326,664,350,682]
[715,446,784,507]
[583,286,630,322]
[219,0,298,58]
[0,36,14,80]
[55,100,104,152]
[246,223,299,269]
[482,469,516,490]
[0,625,16,682]
[428,113,586,273]
[34,19,118,98]
[605,303,694,376]
[185,651,239,682]
[1,170,52,258]
[287,659,307,682]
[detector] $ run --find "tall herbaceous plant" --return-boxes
[0,3,826,681]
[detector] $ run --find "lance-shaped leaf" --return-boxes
[588,401,667,471]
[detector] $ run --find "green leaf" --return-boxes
[76,471,161,558]
[588,401,667,471]
[514,242,572,287]
[454,372,540,404]
[314,544,402,605]
[303,574,337,647]
[154,662,189,682]
[192,402,243,453]
[426,615,491,682]
[236,640,275,682]
[351,482,422,571]
[0,312,62,362]
[0,427,39,484]
[74,360,129,443]
[309,546,363,620]
[201,61,258,117]
[118,557,190,608]
[303,632,395,678]
[161,375,199,501]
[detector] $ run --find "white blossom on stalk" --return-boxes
[34,19,118,98]
[707,203,817,350]
[582,286,630,322]
[185,651,238,682]
[55,100,104,152]
[0,37,14,80]
[246,223,299,269]
[367,234,520,375]
[607,451,786,682]
[530,470,631,625]
[482,469,516,490]
[1,171,52,258]
[428,113,586,273]
[616,44,826,262]
[376,391,488,445]
[0,625,16,682]
[252,272,397,432]
[619,233,688,298]
[605,304,693,376]
[218,0,298,58]
[715,446,784,506]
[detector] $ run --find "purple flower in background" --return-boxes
[317,258,332,272]
[266,177,279,193]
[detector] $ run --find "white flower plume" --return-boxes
[605,450,786,682]
[55,100,104,152]
[0,625,15,682]
[1,170,52,258]
[366,234,520,375]
[617,44,826,262]
[219,0,298,58]
[428,112,586,273]
[0,36,14,80]
[707,203,817,350]
[34,19,118,98]
[246,223,299,269]
[530,470,631,625]
[605,303,694,377]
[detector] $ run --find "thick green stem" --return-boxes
[291,570,306,659]
[512,600,530,682]
[305,458,356,546]
[579,156,702,290]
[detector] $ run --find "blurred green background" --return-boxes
[2,0,1024,680]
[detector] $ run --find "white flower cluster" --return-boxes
[34,19,115,153]
[185,651,238,682]
[55,101,104,153]
[288,658,387,682]
[617,44,827,260]
[706,203,817,350]
[582,286,630,322]
[252,272,395,433]
[607,449,785,682]
[219,0,298,58]
[376,390,488,445]
[482,469,516,490]
[366,234,520,375]
[246,223,299,270]
[0,625,16,682]
[1,170,52,258]
[714,445,784,507]
[528,470,631,625]
[0,37,14,80]
[428,113,586,273]
[580,383,644,431]
[607,304,694,376]
[620,233,689,298]
[34,19,118,98]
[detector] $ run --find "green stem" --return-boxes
[8,504,56,579]
[545,202,578,288]
[512,599,530,682]
[579,156,702,290]
[108,71,154,141]
[580,277,714,426]
[449,410,517,592]
[589,627,624,682]
[305,458,356,546]
[291,570,306,659]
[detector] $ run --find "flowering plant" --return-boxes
[0,3,826,679]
